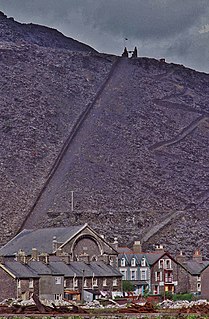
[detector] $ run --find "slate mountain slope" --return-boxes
[1,13,209,257]
[0,11,96,52]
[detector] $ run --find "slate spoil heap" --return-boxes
[1,11,209,257]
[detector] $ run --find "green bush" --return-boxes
[172,293,193,301]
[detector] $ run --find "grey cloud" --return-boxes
[0,0,209,72]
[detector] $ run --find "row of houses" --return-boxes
[0,224,208,302]
[118,242,209,299]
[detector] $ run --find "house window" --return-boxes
[121,258,126,267]
[54,294,62,301]
[197,283,201,292]
[92,278,98,287]
[140,269,147,280]
[113,279,117,286]
[29,279,34,288]
[120,269,127,280]
[64,280,67,288]
[103,279,107,286]
[141,257,146,267]
[197,275,201,282]
[159,259,164,269]
[73,278,78,288]
[131,258,136,267]
[55,277,61,285]
[165,259,171,269]
[130,269,137,280]
[17,279,21,289]
[155,271,162,282]
[84,279,87,287]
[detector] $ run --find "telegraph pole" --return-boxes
[71,191,74,212]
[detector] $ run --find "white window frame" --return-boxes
[141,258,146,267]
[92,278,98,287]
[55,277,62,285]
[121,258,126,267]
[113,279,117,286]
[197,282,201,292]
[84,278,87,287]
[159,259,164,269]
[131,258,136,267]
[54,294,62,301]
[103,279,107,286]
[130,269,137,280]
[140,269,147,280]
[29,279,34,288]
[73,277,78,288]
[120,269,127,280]
[17,279,21,289]
[165,259,171,269]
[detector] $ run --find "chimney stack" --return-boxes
[16,249,27,264]
[176,251,187,264]
[193,249,203,263]
[133,241,142,253]
[39,253,49,264]
[155,244,164,252]
[31,248,38,261]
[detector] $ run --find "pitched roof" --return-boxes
[1,261,39,278]
[0,260,122,278]
[144,252,166,265]
[0,225,86,256]
[182,260,209,275]
[118,250,166,266]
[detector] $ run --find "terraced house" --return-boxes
[118,242,188,296]
[0,224,122,301]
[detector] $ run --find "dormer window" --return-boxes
[131,258,136,267]
[141,257,146,267]
[159,259,164,269]
[121,258,126,267]
[165,259,171,269]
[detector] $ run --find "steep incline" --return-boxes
[16,57,209,257]
[0,41,115,243]
[1,12,209,257]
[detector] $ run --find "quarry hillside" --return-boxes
[1,12,209,257]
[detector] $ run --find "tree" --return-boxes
[122,280,134,292]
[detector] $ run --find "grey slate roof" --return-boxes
[182,260,209,275]
[2,261,39,278]
[0,225,86,256]
[118,251,165,266]
[0,260,122,278]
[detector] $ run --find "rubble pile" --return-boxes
[159,299,209,314]
[0,295,87,314]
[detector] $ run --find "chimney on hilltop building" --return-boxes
[176,251,187,264]
[193,249,203,263]
[155,244,164,252]
[133,241,142,253]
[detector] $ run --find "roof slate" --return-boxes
[0,260,122,278]
[0,225,85,256]
[182,260,209,275]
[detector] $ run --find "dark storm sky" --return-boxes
[1,0,209,72]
